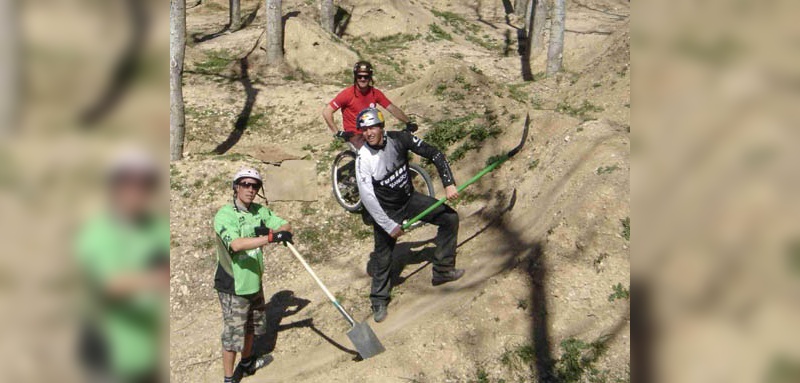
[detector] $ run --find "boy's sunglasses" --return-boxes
[356,74,371,80]
[237,182,261,190]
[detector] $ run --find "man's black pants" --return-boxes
[368,192,459,307]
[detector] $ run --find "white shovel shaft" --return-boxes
[286,242,356,325]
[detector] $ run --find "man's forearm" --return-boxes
[386,104,409,123]
[322,106,338,133]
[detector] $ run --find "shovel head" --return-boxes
[346,321,385,359]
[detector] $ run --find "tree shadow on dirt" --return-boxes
[519,28,534,81]
[503,29,513,57]
[630,278,651,382]
[80,0,145,126]
[390,239,436,287]
[453,142,629,381]
[390,189,518,285]
[210,9,299,154]
[252,290,358,359]
[251,290,310,357]
[472,1,499,29]
[212,56,257,154]
[191,4,262,43]
[334,6,353,38]
[280,11,301,54]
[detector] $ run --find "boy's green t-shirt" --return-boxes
[76,213,169,378]
[213,203,287,295]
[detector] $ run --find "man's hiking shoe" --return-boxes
[372,304,388,323]
[237,354,273,378]
[432,269,465,286]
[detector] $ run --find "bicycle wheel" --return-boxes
[409,163,435,198]
[407,163,436,230]
[331,150,363,212]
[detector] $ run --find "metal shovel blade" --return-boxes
[346,321,385,359]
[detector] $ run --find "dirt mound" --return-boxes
[284,17,359,77]
[388,57,500,117]
[340,0,435,39]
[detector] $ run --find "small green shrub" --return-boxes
[500,343,535,371]
[557,100,605,121]
[596,165,620,175]
[621,217,630,240]
[427,24,452,41]
[608,283,630,302]
[195,49,235,73]
[507,83,528,104]
[554,338,609,383]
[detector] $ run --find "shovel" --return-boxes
[402,114,531,230]
[286,242,385,359]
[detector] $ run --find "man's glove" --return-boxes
[334,131,355,141]
[269,231,293,245]
[405,122,418,132]
[254,221,270,237]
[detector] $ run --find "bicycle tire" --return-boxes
[331,150,363,212]
[406,163,435,230]
[408,163,435,198]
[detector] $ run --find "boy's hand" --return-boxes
[270,230,294,245]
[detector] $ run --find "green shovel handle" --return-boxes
[402,155,509,230]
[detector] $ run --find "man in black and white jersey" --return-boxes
[354,107,465,322]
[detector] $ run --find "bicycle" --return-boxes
[330,128,435,230]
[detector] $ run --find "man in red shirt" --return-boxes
[322,61,417,148]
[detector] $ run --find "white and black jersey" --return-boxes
[356,131,455,234]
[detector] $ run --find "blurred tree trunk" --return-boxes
[531,0,547,51]
[546,0,565,76]
[170,0,186,161]
[264,0,283,65]
[229,0,241,31]
[320,0,335,33]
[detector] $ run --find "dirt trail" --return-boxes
[171,0,629,382]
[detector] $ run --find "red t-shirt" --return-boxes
[329,86,392,132]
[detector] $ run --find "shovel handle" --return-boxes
[402,155,508,230]
[403,115,529,230]
[286,243,356,326]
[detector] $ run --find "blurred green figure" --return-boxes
[76,148,168,383]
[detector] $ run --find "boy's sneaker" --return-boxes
[237,354,273,378]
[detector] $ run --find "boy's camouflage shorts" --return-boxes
[217,290,266,352]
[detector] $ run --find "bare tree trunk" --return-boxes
[531,0,548,51]
[514,0,527,17]
[320,0,334,33]
[229,0,241,31]
[170,0,186,161]
[264,0,283,65]
[546,0,565,76]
